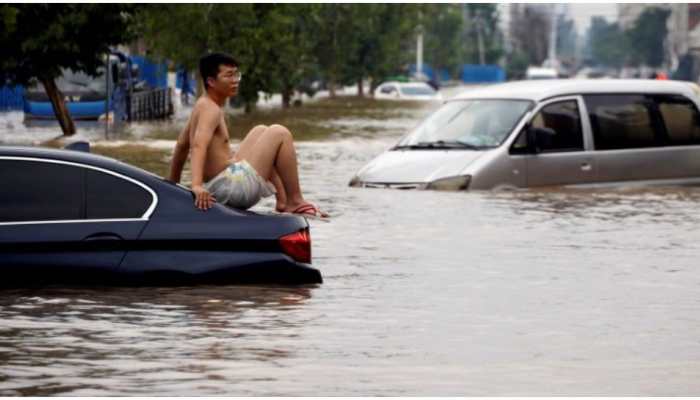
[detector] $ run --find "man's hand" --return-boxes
[193,185,216,210]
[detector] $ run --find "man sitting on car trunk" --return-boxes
[168,52,328,218]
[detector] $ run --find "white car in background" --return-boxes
[525,67,558,80]
[374,81,443,101]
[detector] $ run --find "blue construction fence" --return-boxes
[409,63,505,84]
[130,55,168,89]
[0,86,24,111]
[0,56,169,111]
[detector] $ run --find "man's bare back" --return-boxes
[187,96,233,182]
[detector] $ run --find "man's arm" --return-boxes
[168,122,191,183]
[190,106,220,210]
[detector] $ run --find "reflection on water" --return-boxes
[2,89,700,395]
[0,286,313,396]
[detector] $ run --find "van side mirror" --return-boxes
[527,126,556,153]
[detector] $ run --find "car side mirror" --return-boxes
[527,126,556,153]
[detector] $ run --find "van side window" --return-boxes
[584,95,660,150]
[531,100,584,152]
[655,95,700,145]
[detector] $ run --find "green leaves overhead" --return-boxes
[2,4,504,114]
[0,4,135,85]
[586,6,671,69]
[135,4,502,110]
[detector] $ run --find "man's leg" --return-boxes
[236,125,287,211]
[234,124,307,211]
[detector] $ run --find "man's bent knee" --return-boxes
[250,124,268,134]
[268,124,292,139]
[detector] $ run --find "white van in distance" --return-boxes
[349,79,700,190]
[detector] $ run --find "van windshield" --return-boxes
[396,99,533,149]
[400,85,436,96]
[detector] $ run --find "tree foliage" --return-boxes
[626,7,670,68]
[1,4,504,123]
[586,7,671,69]
[1,4,135,85]
[0,4,136,135]
[587,17,626,68]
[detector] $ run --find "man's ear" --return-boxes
[206,76,214,88]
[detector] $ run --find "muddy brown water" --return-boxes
[2,92,700,395]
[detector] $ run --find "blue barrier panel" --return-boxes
[408,64,436,82]
[438,68,451,82]
[0,85,24,111]
[460,65,505,83]
[131,56,168,89]
[24,99,107,120]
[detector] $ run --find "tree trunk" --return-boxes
[244,101,255,114]
[370,79,379,97]
[357,79,364,97]
[40,76,76,136]
[282,88,292,108]
[329,81,336,98]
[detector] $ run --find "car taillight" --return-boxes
[279,228,311,264]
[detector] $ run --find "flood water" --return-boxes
[2,90,700,395]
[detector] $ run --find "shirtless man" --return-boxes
[168,52,327,217]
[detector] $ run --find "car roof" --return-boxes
[526,67,557,74]
[452,79,699,102]
[381,81,431,88]
[0,145,162,183]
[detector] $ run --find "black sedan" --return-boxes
[0,143,322,286]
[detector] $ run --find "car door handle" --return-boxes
[580,163,592,172]
[83,233,123,241]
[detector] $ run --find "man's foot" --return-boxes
[287,202,330,220]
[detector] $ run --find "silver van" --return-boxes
[349,79,700,190]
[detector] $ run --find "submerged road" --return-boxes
[1,90,700,395]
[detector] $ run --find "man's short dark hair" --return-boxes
[199,52,239,89]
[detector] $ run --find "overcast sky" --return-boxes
[568,3,619,34]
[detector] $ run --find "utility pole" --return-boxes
[475,9,485,65]
[105,55,110,139]
[547,4,558,68]
[416,25,423,77]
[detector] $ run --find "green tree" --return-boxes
[462,4,503,65]
[343,4,419,96]
[249,4,319,108]
[0,4,136,135]
[311,4,359,98]
[587,17,626,68]
[137,4,321,111]
[366,4,419,93]
[135,4,256,103]
[556,14,578,61]
[423,4,465,77]
[627,7,670,68]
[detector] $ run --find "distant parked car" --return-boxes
[0,144,322,287]
[574,67,615,79]
[525,67,559,80]
[350,79,700,191]
[374,81,443,101]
